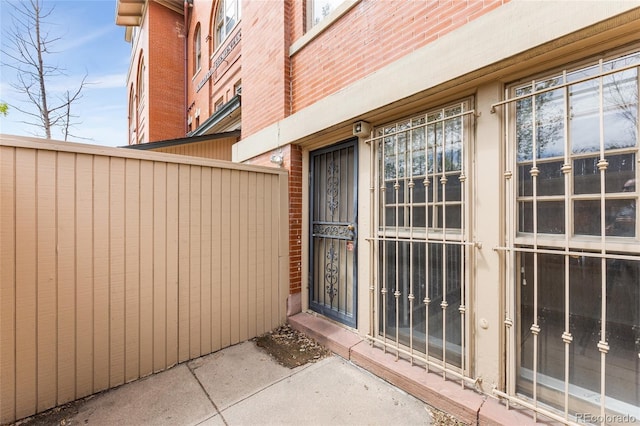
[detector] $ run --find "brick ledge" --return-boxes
[288,312,549,426]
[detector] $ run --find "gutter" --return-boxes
[188,94,241,136]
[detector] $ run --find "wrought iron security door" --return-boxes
[310,139,358,327]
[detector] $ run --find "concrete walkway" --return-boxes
[60,341,434,426]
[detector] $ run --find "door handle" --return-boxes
[347,224,355,231]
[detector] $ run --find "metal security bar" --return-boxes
[366,102,477,387]
[497,51,640,424]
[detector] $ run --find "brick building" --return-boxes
[116,1,640,423]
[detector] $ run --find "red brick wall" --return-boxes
[147,3,186,141]
[245,144,303,295]
[241,0,290,137]
[185,0,242,128]
[290,0,509,112]
[288,145,303,294]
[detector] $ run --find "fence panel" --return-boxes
[0,136,289,424]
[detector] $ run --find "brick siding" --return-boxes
[290,0,509,112]
[241,0,290,137]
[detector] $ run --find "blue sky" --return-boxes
[0,0,131,147]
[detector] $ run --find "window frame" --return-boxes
[371,99,475,379]
[213,0,241,52]
[194,23,202,75]
[503,46,640,420]
[508,49,640,253]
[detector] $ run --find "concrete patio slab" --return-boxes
[71,364,215,426]
[188,341,298,410]
[220,356,431,426]
[55,338,433,426]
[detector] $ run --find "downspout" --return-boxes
[184,0,193,136]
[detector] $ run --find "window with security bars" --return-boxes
[509,50,640,421]
[373,101,473,377]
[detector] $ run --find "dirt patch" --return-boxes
[429,408,468,426]
[12,396,92,426]
[253,323,332,368]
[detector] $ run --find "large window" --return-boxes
[373,101,473,377]
[214,0,240,49]
[509,50,639,421]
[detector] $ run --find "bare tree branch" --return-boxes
[0,0,88,141]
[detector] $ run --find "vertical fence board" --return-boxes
[255,173,266,335]
[0,147,16,424]
[109,158,126,387]
[153,162,167,372]
[263,175,273,330]
[14,148,37,419]
[277,173,289,325]
[220,169,231,348]
[56,152,76,405]
[35,150,57,412]
[239,171,249,342]
[210,168,222,352]
[230,170,240,345]
[189,166,202,358]
[139,160,154,377]
[200,167,212,355]
[178,164,190,362]
[271,174,280,327]
[247,172,257,338]
[124,159,140,382]
[75,154,94,398]
[92,156,110,392]
[165,163,179,368]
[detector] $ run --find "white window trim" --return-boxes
[289,0,360,57]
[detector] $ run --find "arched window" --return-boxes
[137,58,145,106]
[213,0,240,50]
[194,23,201,75]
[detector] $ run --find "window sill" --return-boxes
[289,0,360,57]
[192,67,202,82]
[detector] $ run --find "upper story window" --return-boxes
[308,0,343,28]
[194,23,202,75]
[214,97,224,111]
[214,0,241,50]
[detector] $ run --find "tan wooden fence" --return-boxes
[0,135,289,424]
